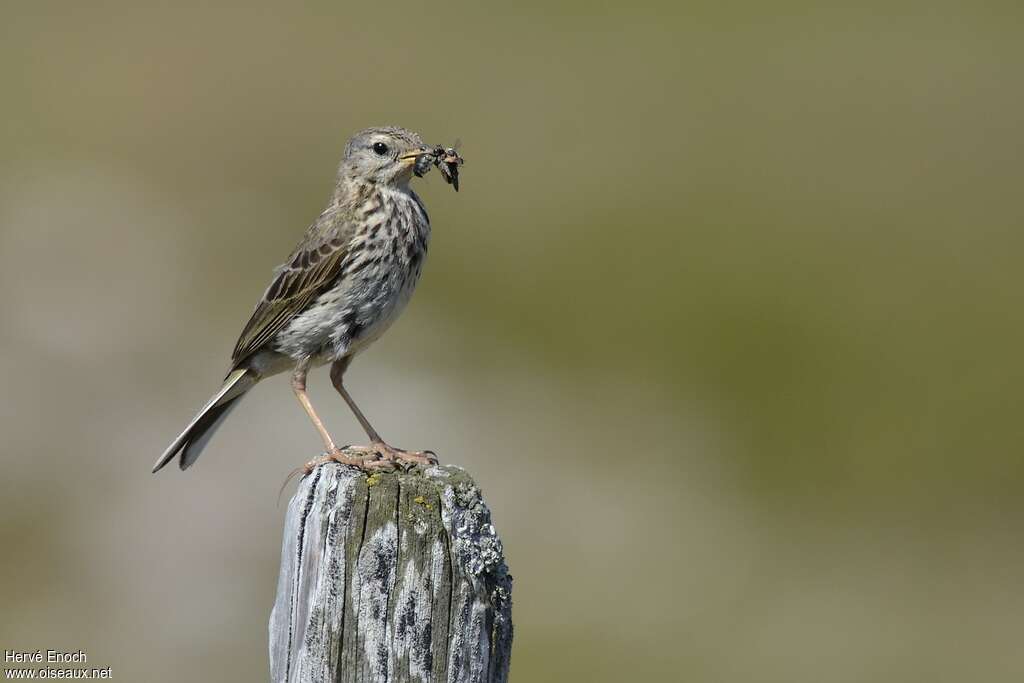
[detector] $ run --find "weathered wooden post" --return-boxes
[269,459,513,683]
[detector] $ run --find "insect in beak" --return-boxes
[407,144,464,191]
[437,148,463,191]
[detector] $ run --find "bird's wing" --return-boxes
[231,214,357,365]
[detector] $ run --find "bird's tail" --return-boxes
[152,368,258,473]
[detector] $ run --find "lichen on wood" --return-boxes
[269,460,512,683]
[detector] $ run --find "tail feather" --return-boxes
[179,396,243,470]
[152,368,257,473]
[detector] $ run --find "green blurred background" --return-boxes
[2,1,1022,681]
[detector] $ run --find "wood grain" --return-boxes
[269,461,512,683]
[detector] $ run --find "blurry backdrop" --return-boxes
[2,1,1023,681]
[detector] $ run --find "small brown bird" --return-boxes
[152,127,463,474]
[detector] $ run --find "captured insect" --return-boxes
[413,142,465,191]
[437,145,464,191]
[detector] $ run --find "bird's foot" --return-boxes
[279,449,389,504]
[344,441,439,470]
[280,445,436,503]
[302,447,394,475]
[276,450,380,505]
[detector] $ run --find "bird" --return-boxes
[152,126,463,474]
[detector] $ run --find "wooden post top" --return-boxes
[270,460,513,683]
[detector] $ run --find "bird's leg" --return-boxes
[290,358,373,473]
[329,358,438,467]
[292,358,336,451]
[329,356,382,442]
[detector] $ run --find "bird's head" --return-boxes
[339,126,433,188]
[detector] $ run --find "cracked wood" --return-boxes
[269,462,512,683]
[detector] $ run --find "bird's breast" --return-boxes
[273,188,431,363]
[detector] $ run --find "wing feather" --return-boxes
[231,213,356,364]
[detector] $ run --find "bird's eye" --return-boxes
[372,142,389,156]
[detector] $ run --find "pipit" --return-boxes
[153,126,463,474]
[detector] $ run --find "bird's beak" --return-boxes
[400,148,430,163]
[403,148,436,179]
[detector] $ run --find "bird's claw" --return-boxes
[277,449,386,504]
[280,446,436,504]
[301,448,390,473]
[343,442,438,469]
[300,443,436,475]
